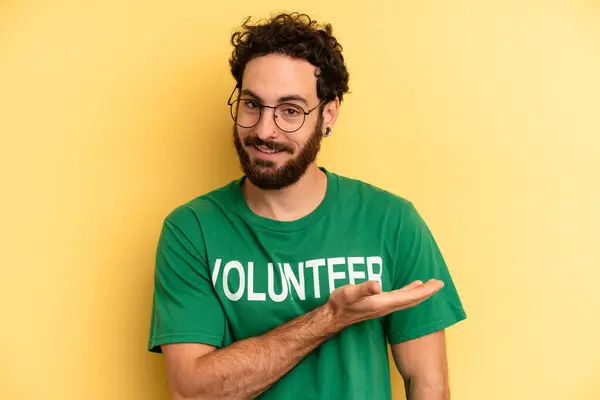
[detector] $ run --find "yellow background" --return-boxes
[2,1,599,399]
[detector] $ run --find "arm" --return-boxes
[163,303,338,400]
[384,201,466,399]
[162,279,444,400]
[391,330,450,400]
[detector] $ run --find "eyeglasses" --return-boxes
[227,86,325,133]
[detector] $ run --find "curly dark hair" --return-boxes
[229,12,350,103]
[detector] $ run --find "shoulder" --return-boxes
[163,178,241,229]
[329,171,430,235]
[333,171,416,213]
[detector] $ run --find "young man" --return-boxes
[148,12,466,400]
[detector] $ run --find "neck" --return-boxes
[241,164,327,222]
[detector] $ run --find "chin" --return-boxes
[252,160,283,170]
[251,155,291,168]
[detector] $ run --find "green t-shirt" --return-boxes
[148,167,466,400]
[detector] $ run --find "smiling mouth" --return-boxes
[253,144,284,154]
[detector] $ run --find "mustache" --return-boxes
[243,136,294,154]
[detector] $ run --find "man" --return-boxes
[148,12,466,400]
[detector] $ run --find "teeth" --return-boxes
[255,145,279,154]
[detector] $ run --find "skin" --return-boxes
[392,330,451,400]
[234,53,338,222]
[161,54,451,400]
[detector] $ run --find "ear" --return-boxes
[322,97,340,131]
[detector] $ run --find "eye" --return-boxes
[282,107,300,117]
[242,100,259,109]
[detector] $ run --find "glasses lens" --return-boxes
[232,99,260,128]
[275,103,305,132]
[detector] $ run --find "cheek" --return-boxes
[291,127,315,147]
[295,134,317,151]
[235,128,251,143]
[285,138,303,153]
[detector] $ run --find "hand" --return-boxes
[326,279,444,330]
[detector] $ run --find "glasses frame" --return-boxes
[227,85,326,133]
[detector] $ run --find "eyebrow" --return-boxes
[240,89,309,107]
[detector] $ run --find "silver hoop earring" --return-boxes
[323,127,332,137]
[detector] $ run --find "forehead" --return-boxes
[241,54,319,102]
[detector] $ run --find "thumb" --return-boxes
[340,280,382,304]
[360,280,382,297]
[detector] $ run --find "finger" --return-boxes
[398,280,424,292]
[345,280,382,303]
[383,279,444,308]
[398,282,441,306]
[404,279,444,301]
[359,280,382,297]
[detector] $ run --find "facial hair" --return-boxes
[233,116,324,190]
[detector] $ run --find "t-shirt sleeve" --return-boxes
[148,205,228,353]
[383,201,467,344]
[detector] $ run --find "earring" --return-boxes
[323,127,332,137]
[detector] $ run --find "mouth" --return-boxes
[252,144,285,156]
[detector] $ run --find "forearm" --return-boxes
[178,303,342,400]
[404,377,450,400]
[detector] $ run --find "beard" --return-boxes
[233,116,324,190]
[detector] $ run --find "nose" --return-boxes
[254,107,280,141]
